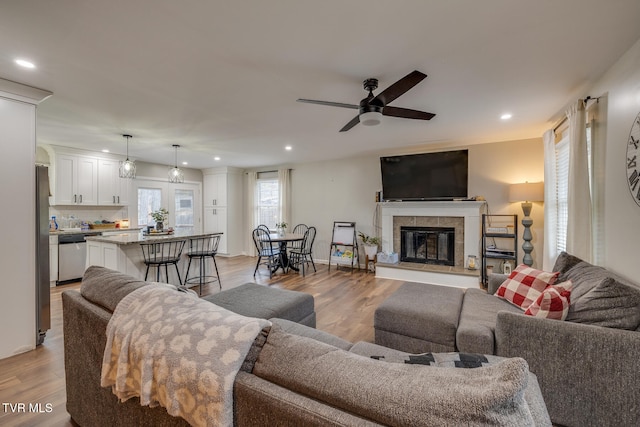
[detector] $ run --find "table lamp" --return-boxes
[509,182,544,266]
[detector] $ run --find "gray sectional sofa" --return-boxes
[374,252,640,427]
[63,266,550,426]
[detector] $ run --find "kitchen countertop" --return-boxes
[50,227,142,236]
[84,230,223,246]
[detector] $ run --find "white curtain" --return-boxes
[278,168,291,227]
[542,129,557,271]
[246,171,258,256]
[566,100,593,262]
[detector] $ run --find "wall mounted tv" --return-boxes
[380,150,468,201]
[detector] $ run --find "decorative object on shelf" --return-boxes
[275,221,288,236]
[119,134,136,179]
[509,182,544,266]
[358,231,381,259]
[502,261,513,275]
[168,144,184,183]
[626,111,640,207]
[467,255,477,270]
[151,208,169,231]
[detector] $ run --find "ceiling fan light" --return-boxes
[360,111,382,126]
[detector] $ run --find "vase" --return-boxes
[364,244,378,258]
[277,227,285,237]
[156,221,164,232]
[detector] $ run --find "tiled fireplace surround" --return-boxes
[376,201,485,288]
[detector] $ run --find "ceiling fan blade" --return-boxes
[297,99,359,110]
[372,70,427,106]
[339,115,360,132]
[382,106,435,120]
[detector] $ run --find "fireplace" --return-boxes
[400,226,455,266]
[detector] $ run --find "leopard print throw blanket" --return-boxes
[101,284,271,426]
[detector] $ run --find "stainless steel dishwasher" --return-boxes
[57,234,87,284]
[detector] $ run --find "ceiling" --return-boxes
[2,1,640,170]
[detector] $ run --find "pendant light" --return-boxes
[119,134,136,179]
[168,144,184,183]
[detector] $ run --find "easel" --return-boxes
[328,221,359,272]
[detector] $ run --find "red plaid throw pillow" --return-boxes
[525,281,573,320]
[495,264,559,310]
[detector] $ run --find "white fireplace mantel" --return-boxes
[377,201,487,288]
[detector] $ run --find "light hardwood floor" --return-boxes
[0,256,404,426]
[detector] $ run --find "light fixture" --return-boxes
[15,59,35,69]
[501,113,513,120]
[285,145,292,151]
[168,144,184,183]
[118,134,136,179]
[214,156,221,161]
[360,111,382,126]
[509,182,544,266]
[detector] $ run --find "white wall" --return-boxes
[283,138,545,267]
[587,37,640,280]
[0,83,50,359]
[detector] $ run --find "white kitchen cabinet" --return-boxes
[204,206,228,253]
[97,158,130,205]
[203,173,227,207]
[49,235,58,287]
[87,240,119,270]
[53,153,98,205]
[202,168,243,255]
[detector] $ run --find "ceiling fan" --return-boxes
[297,70,435,132]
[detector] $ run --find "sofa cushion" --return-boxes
[80,266,149,312]
[495,264,559,310]
[524,281,572,320]
[456,289,522,354]
[565,277,640,330]
[254,325,538,426]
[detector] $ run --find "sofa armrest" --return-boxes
[495,311,640,427]
[487,273,508,294]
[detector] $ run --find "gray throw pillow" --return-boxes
[566,277,640,330]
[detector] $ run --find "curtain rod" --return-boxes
[245,169,293,174]
[552,96,600,132]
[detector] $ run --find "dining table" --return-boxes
[267,232,304,273]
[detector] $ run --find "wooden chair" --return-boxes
[289,226,317,276]
[252,227,281,278]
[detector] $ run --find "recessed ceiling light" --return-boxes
[285,145,292,151]
[101,149,109,153]
[500,113,513,120]
[15,59,35,69]
[182,161,188,166]
[214,156,221,161]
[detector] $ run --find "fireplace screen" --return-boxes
[400,226,455,266]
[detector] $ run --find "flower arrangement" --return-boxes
[150,208,169,223]
[275,221,288,230]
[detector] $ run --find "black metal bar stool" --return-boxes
[184,234,222,295]
[140,239,186,285]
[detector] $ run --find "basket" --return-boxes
[88,223,117,230]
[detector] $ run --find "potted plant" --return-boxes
[275,221,288,236]
[150,208,169,231]
[358,231,381,258]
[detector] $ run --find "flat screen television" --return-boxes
[380,150,468,201]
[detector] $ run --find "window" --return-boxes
[174,189,195,233]
[138,188,162,227]
[256,178,279,229]
[554,124,593,253]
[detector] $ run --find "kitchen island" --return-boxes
[85,230,223,284]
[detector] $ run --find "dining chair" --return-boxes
[252,227,281,278]
[289,226,317,277]
[289,223,309,252]
[140,239,186,285]
[184,234,222,295]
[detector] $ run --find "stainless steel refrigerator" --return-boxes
[36,165,51,345]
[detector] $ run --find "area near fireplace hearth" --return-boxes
[376,201,485,288]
